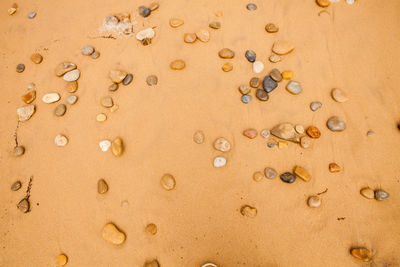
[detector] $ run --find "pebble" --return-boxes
[99,140,111,152]
[16,64,25,73]
[265,23,279,33]
[310,101,322,111]
[253,171,264,182]
[269,68,282,82]
[271,123,300,142]
[170,60,186,70]
[91,51,100,59]
[136,28,155,43]
[278,141,288,148]
[316,0,331,7]
[27,12,36,19]
[286,80,302,95]
[56,254,68,266]
[63,69,80,82]
[17,105,35,122]
[214,137,231,152]
[14,146,25,157]
[306,126,321,138]
[17,198,29,213]
[139,6,151,17]
[81,45,94,56]
[184,33,197,43]
[27,82,36,90]
[293,166,311,182]
[102,223,126,245]
[222,63,233,72]
[30,53,42,64]
[245,50,256,63]
[281,70,293,80]
[110,104,119,113]
[329,163,341,173]
[54,104,66,117]
[240,205,257,218]
[249,77,260,88]
[262,76,278,93]
[272,40,295,55]
[122,73,133,85]
[280,172,296,183]
[267,141,277,148]
[366,130,375,136]
[11,181,22,191]
[326,116,346,131]
[144,260,160,267]
[109,70,127,83]
[146,75,158,86]
[300,136,312,148]
[169,18,184,28]
[269,53,281,63]
[196,29,210,42]
[252,61,264,74]
[193,130,205,144]
[65,81,78,93]
[331,88,349,103]
[219,48,235,59]
[42,93,60,104]
[295,125,305,134]
[241,94,252,103]
[264,167,277,179]
[8,8,17,15]
[66,95,78,105]
[101,96,114,108]
[98,179,109,194]
[374,189,389,201]
[307,196,321,208]
[112,137,123,157]
[55,62,76,77]
[145,223,158,235]
[54,134,68,146]
[160,174,176,190]
[202,263,217,267]
[96,113,107,122]
[213,156,227,168]
[209,21,221,29]
[350,247,372,262]
[22,90,36,104]
[238,84,251,95]
[360,187,375,199]
[260,129,270,138]
[243,129,257,139]
[256,89,269,101]
[246,3,257,10]
[108,83,119,91]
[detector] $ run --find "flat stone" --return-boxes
[306,126,321,138]
[16,64,25,73]
[184,33,197,43]
[213,156,227,168]
[17,198,29,213]
[295,125,305,134]
[54,134,68,146]
[307,196,321,208]
[30,53,42,64]
[55,62,77,77]
[56,254,68,266]
[136,28,155,42]
[91,51,100,59]
[22,90,36,104]
[316,0,331,7]
[170,60,186,70]
[145,223,157,235]
[245,50,256,62]
[243,128,257,139]
[13,146,25,157]
[249,77,260,88]
[214,137,231,152]
[286,81,302,95]
[241,94,252,103]
[238,84,251,95]
[66,95,78,105]
[269,53,281,63]
[144,260,160,267]
[102,223,126,245]
[240,205,257,218]
[169,18,184,28]
[265,23,279,33]
[350,248,372,262]
[98,179,109,194]
[109,70,127,83]
[99,140,111,152]
[262,76,278,93]
[193,130,205,144]
[272,40,295,55]
[81,45,94,55]
[96,113,107,122]
[42,93,60,103]
[256,89,269,101]
[11,181,22,191]
[260,129,270,138]
[209,21,221,29]
[331,88,349,103]
[27,12,36,19]
[17,105,35,122]
[293,166,310,182]
[122,73,133,85]
[101,96,113,108]
[219,48,235,59]
[246,3,257,10]
[329,163,341,173]
[282,70,293,80]
[253,171,264,182]
[270,68,282,82]
[271,123,300,142]
[327,116,346,131]
[374,189,389,201]
[264,167,277,179]
[222,63,233,72]
[65,81,78,93]
[253,61,264,73]
[360,188,375,199]
[300,136,312,148]
[280,172,296,183]
[112,137,123,157]
[196,29,210,42]
[160,174,176,190]
[146,75,158,85]
[310,101,322,111]
[139,6,151,17]
[54,104,66,117]
[63,69,80,82]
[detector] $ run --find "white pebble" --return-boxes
[99,140,111,152]
[55,134,68,147]
[136,28,155,41]
[252,61,264,74]
[42,93,60,104]
[213,156,227,168]
[63,69,80,82]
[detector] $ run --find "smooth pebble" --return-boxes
[264,167,277,179]
[102,223,126,245]
[42,93,60,104]
[213,156,227,168]
[99,140,111,152]
[280,172,296,183]
[81,45,94,56]
[63,69,80,82]
[66,95,78,105]
[252,61,264,74]
[310,101,322,111]
[160,174,176,190]
[262,76,278,93]
[241,94,252,103]
[245,50,256,63]
[327,116,346,131]
[286,81,302,95]
[54,104,66,117]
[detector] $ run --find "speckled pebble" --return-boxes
[241,94,252,104]
[245,50,256,63]
[262,76,278,93]
[374,189,389,201]
[327,116,346,131]
[310,101,322,111]
[28,12,36,19]
[264,167,277,179]
[256,89,269,101]
[146,75,158,86]
[81,45,94,56]
[213,156,227,168]
[280,172,296,183]
[246,3,257,10]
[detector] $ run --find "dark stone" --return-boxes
[122,74,133,85]
[246,3,257,10]
[256,89,269,101]
[16,64,25,73]
[280,172,296,183]
[262,76,278,93]
[269,68,282,82]
[139,6,151,17]
[241,94,252,104]
[245,50,256,63]
[374,190,389,201]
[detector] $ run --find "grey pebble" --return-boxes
[241,94,252,104]
[91,51,100,59]
[66,95,78,105]
[17,198,30,213]
[286,80,302,95]
[374,189,389,201]
[264,167,277,179]
[245,50,256,63]
[327,116,346,131]
[146,75,158,86]
[28,12,37,19]
[109,83,119,91]
[270,68,282,82]
[81,45,95,56]
[11,181,22,191]
[262,76,278,93]
[139,6,151,17]
[246,3,257,10]
[122,74,133,85]
[16,64,25,73]
[14,146,25,157]
[280,172,296,183]
[310,101,322,111]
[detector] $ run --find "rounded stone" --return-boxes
[222,63,233,72]
[27,12,36,19]
[66,95,78,105]
[139,6,151,17]
[281,70,293,80]
[11,181,22,191]
[63,69,80,82]
[295,125,305,134]
[170,60,186,70]
[160,174,176,190]
[294,166,311,182]
[30,53,43,64]
[327,116,346,131]
[240,205,257,218]
[102,223,126,245]
[184,33,197,43]
[264,167,277,179]
[243,128,257,139]
[14,146,25,157]
[213,156,227,168]
[109,70,127,83]
[262,76,278,93]
[146,75,158,86]
[269,68,282,82]
[112,137,123,157]
[360,188,374,199]
[280,172,296,183]
[331,88,349,103]
[286,80,302,95]
[329,163,341,173]
[65,81,78,93]
[265,23,279,33]
[269,53,281,63]
[271,123,299,142]
[56,254,68,266]
[98,179,109,194]
[209,21,221,29]
[238,84,251,95]
[54,104,66,117]
[260,129,270,138]
[42,93,60,103]
[245,50,256,63]
[241,94,252,103]
[91,51,100,59]
[169,18,184,28]
[201,263,217,267]
[101,96,113,108]
[55,62,76,77]
[81,45,94,56]
[108,83,119,91]
[252,61,264,73]
[196,29,210,42]
[350,247,372,262]
[306,126,321,139]
[214,137,231,152]
[193,130,205,144]
[374,189,389,201]
[316,0,331,7]
[16,64,25,73]
[310,101,322,111]
[246,3,257,10]
[122,73,133,85]
[253,171,264,182]
[145,223,157,235]
[219,48,235,59]
[17,198,29,213]
[96,113,107,122]
[249,77,260,88]
[54,134,68,147]
[307,195,321,208]
[272,40,295,55]
[99,140,111,152]
[256,89,269,101]
[300,136,312,148]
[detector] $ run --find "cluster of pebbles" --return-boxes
[81,45,100,59]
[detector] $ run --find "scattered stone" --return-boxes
[271,123,300,142]
[272,40,295,55]
[214,137,231,152]
[193,130,205,144]
[270,69,282,82]
[278,141,288,148]
[145,223,157,235]
[243,129,257,139]
[8,7,17,15]
[209,21,221,29]
[262,76,278,93]
[81,45,94,56]
[264,167,277,179]
[300,136,312,148]
[213,156,227,168]
[350,247,372,262]
[144,260,160,267]
[42,93,60,104]
[222,63,233,72]
[269,53,281,63]
[219,48,235,59]
[249,77,260,88]
[55,62,76,77]
[265,23,279,33]
[295,125,305,134]
[17,105,35,122]
[16,64,25,73]
[54,134,68,147]
[253,171,263,182]
[246,3,257,10]
[184,33,197,43]
[30,53,42,64]
[96,113,107,122]
[109,83,119,91]
[27,12,36,19]
[65,81,78,93]
[306,126,321,139]
[111,137,123,157]
[109,70,127,83]
[102,223,126,245]
[316,0,331,7]
[310,101,322,111]
[66,95,78,105]
[360,188,374,199]
[307,195,321,208]
[196,29,210,42]
[280,172,296,183]
[169,18,184,28]
[366,130,375,136]
[240,205,257,218]
[256,89,269,101]
[267,140,277,148]
[22,90,36,104]
[122,73,133,85]
[281,70,293,80]
[286,81,302,95]
[99,140,111,152]
[11,181,22,191]
[17,198,29,213]
[160,174,176,190]
[139,6,151,17]
[56,254,68,266]
[63,69,80,82]
[146,75,158,86]
[170,60,186,70]
[91,51,100,59]
[293,166,311,182]
[98,179,109,194]
[374,189,389,201]
[252,61,264,74]
[245,50,256,63]
[54,104,66,117]
[13,146,25,157]
[260,129,270,138]
[136,28,155,45]
[331,88,349,103]
[238,84,251,95]
[241,94,252,103]
[327,116,346,131]
[101,96,113,108]
[329,163,341,173]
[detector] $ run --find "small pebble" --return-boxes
[209,21,221,29]
[366,130,375,136]
[193,130,205,144]
[101,96,113,108]
[196,29,210,42]
[241,94,252,103]
[264,167,277,179]
[54,104,66,117]
[65,81,78,93]
[96,113,107,122]
[55,62,76,77]
[253,171,264,182]
[271,123,299,142]
[252,61,264,73]
[214,137,231,152]
[280,172,296,183]
[245,50,256,63]
[169,18,184,28]
[102,223,126,245]
[272,40,295,55]
[260,129,270,138]
[16,64,25,73]
[269,53,281,63]
[256,89,269,101]
[145,223,158,235]
[262,76,278,93]
[170,60,186,70]
[110,104,119,113]
[54,134,68,146]
[109,70,127,83]
[8,8,17,15]
[327,116,346,131]
[293,166,311,182]
[265,23,279,33]
[249,77,260,88]
[150,3,159,12]
[360,187,375,199]
[122,73,133,85]
[11,181,22,191]
[310,101,322,111]
[329,163,341,173]
[350,247,372,262]
[17,198,30,213]
[374,189,389,201]
[286,81,302,95]
[316,0,331,7]
[239,84,251,95]
[222,63,233,72]
[30,53,43,64]
[213,156,227,168]
[246,3,257,10]
[160,174,176,190]
[42,93,60,104]
[66,95,78,105]
[139,6,151,17]
[300,136,312,148]
[56,254,68,266]
[27,12,36,19]
[202,263,217,267]
[14,146,25,157]
[63,69,80,82]
[306,126,321,139]
[99,140,111,152]
[269,68,282,82]
[219,48,235,59]
[295,125,305,134]
[108,83,119,91]
[111,137,123,157]
[240,205,257,218]
[281,70,293,80]
[184,33,197,43]
[136,28,155,45]
[21,90,36,104]
[98,179,109,194]
[144,260,160,267]
[267,141,277,148]
[81,45,94,56]
[331,88,349,103]
[307,195,321,208]
[91,51,100,59]
[243,128,257,139]
[146,75,158,86]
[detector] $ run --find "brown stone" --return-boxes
[11,181,22,191]
[65,81,78,93]
[13,146,25,156]
[170,60,186,70]
[17,198,29,213]
[222,63,233,72]
[184,33,197,43]
[55,62,77,77]
[293,166,311,182]
[316,0,330,7]
[269,68,282,82]
[218,48,235,59]
[195,29,210,42]
[350,247,372,262]
[265,23,279,33]
[329,163,341,173]
[269,53,281,63]
[160,174,176,190]
[54,104,66,117]
[243,128,257,139]
[109,70,127,83]
[101,96,113,108]
[112,137,123,157]
[98,179,109,194]
[102,223,126,245]
[249,77,260,88]
[238,85,251,95]
[360,187,375,199]
[21,90,36,104]
[253,171,264,182]
[272,40,295,55]
[209,21,221,29]
[240,205,257,218]
[30,53,43,64]
[306,126,321,139]
[145,223,157,235]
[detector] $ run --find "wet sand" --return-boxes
[1,0,400,266]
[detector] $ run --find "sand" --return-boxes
[1,0,400,266]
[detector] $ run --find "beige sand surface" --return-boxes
[1,0,400,266]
